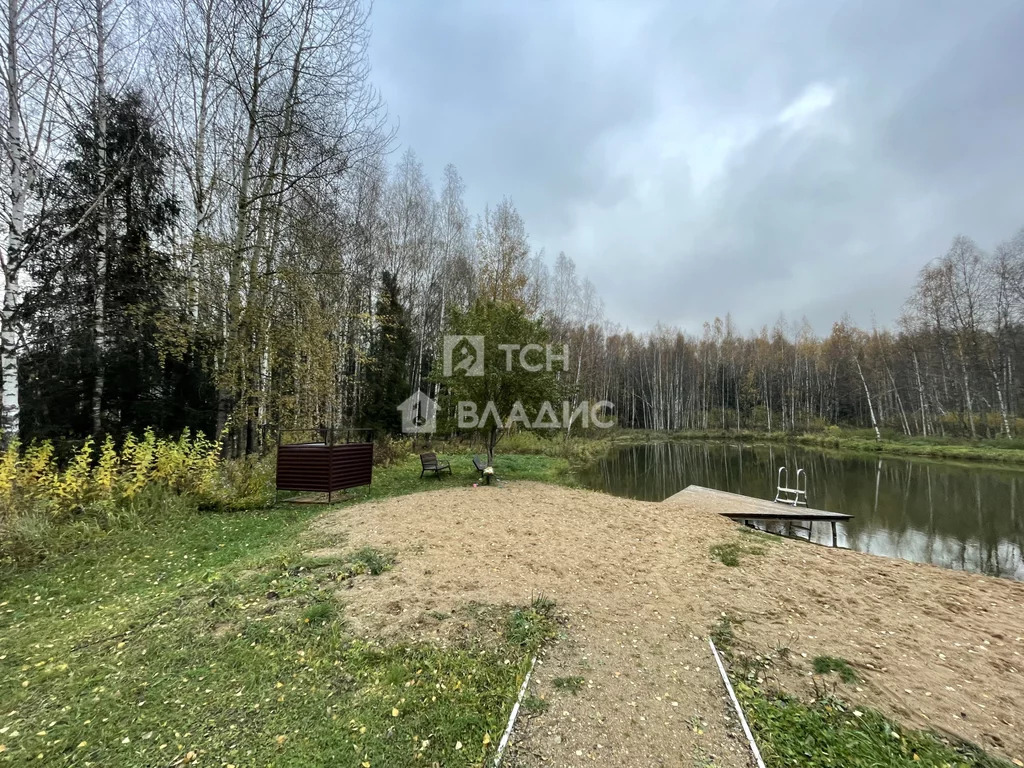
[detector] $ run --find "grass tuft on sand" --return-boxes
[812,654,860,684]
[710,540,766,567]
[551,676,586,694]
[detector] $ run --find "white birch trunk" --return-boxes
[854,354,882,442]
[990,364,1011,438]
[2,0,25,443]
[1,273,20,443]
[91,0,109,435]
[187,5,215,324]
[884,364,911,436]
[912,349,928,436]
[958,350,976,439]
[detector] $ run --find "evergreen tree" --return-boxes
[361,271,413,435]
[21,90,190,439]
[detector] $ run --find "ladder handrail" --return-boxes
[774,465,808,506]
[796,467,807,495]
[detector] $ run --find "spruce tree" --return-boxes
[21,90,186,438]
[361,271,413,435]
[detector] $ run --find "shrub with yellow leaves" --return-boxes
[120,430,156,499]
[51,437,95,513]
[93,436,119,495]
[22,441,57,499]
[1,428,237,567]
[0,440,21,519]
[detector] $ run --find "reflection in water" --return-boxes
[576,441,1024,580]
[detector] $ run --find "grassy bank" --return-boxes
[426,430,610,468]
[712,618,1012,768]
[344,450,572,502]
[0,452,566,767]
[435,425,1024,467]
[578,427,1024,466]
[737,683,1011,768]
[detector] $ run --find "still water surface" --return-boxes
[577,441,1024,580]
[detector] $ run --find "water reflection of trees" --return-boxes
[579,442,1024,580]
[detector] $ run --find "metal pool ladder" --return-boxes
[774,466,807,506]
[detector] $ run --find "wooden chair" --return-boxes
[419,452,451,479]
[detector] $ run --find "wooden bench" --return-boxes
[472,455,487,476]
[472,455,494,484]
[419,452,451,479]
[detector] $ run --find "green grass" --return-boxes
[710,542,743,566]
[520,694,549,714]
[710,614,739,650]
[551,676,586,694]
[301,451,571,509]
[812,655,859,684]
[505,598,559,649]
[709,617,1011,768]
[348,546,396,576]
[0,457,565,767]
[738,526,782,545]
[709,540,766,567]
[440,430,614,466]
[301,600,335,625]
[737,685,1013,768]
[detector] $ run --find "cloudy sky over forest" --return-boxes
[370,0,1024,334]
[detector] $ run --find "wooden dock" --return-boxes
[664,485,852,546]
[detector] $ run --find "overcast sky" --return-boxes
[369,0,1024,336]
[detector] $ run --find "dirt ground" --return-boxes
[310,481,1024,767]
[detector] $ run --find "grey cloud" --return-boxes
[370,0,1024,335]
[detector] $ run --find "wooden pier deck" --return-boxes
[664,485,852,545]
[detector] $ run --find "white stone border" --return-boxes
[493,654,538,767]
[709,638,767,768]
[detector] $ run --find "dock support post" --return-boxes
[830,521,837,548]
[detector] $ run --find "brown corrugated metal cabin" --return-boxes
[276,431,373,501]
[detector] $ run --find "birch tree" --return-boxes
[476,197,529,306]
[1,0,82,442]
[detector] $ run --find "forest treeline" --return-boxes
[4,0,1024,452]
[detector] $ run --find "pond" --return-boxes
[577,441,1024,580]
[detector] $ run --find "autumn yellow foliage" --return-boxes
[0,429,223,526]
